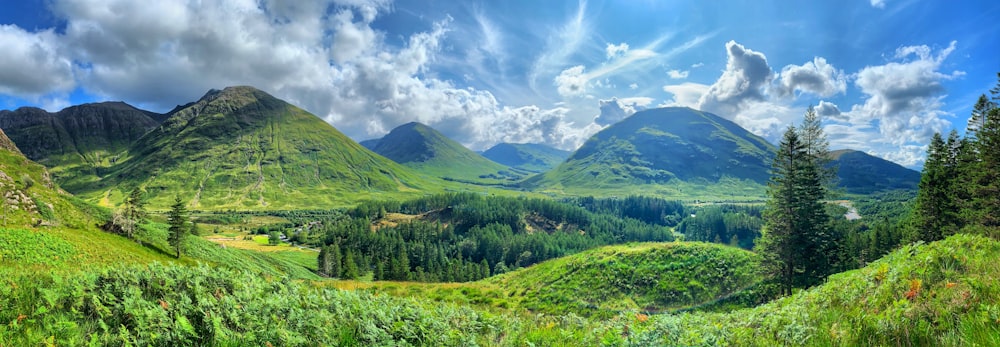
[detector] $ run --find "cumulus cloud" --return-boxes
[697,40,773,117]
[667,69,689,79]
[593,97,650,126]
[662,82,709,108]
[815,100,842,118]
[554,65,589,97]
[870,0,886,9]
[833,41,962,167]
[0,25,75,98]
[0,0,595,151]
[773,57,846,98]
[629,83,638,90]
[606,42,629,59]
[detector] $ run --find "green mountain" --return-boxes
[830,149,920,194]
[0,102,163,191]
[81,86,435,209]
[527,107,775,197]
[369,122,523,182]
[482,142,570,172]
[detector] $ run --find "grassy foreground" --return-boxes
[3,234,999,346]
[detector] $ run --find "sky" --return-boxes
[1,0,998,168]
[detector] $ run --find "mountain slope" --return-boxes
[86,86,435,209]
[527,107,775,197]
[482,142,570,172]
[830,149,920,193]
[369,122,522,182]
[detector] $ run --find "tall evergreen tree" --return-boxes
[167,196,189,258]
[798,105,836,186]
[908,133,961,242]
[967,107,1000,235]
[756,126,831,295]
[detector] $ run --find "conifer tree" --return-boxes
[908,133,961,242]
[757,126,830,295]
[167,196,189,258]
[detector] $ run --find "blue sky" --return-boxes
[1,0,998,168]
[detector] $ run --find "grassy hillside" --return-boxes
[76,86,446,210]
[370,122,524,183]
[481,142,570,172]
[527,107,774,199]
[346,242,763,318]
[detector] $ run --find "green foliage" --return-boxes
[0,228,75,266]
[488,242,766,318]
[332,193,673,282]
[677,204,763,249]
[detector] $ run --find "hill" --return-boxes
[526,107,774,198]
[830,149,921,194]
[482,142,570,172]
[487,242,762,317]
[369,122,523,182]
[71,86,438,209]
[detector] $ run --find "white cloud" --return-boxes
[0,25,75,98]
[667,69,689,79]
[815,100,842,118]
[606,42,629,59]
[629,83,638,90]
[773,57,846,98]
[593,97,651,126]
[0,0,594,152]
[870,0,886,9]
[833,40,961,167]
[662,82,708,108]
[554,65,589,97]
[691,62,704,68]
[697,40,773,117]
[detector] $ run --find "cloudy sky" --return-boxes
[1,0,998,168]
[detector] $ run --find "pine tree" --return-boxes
[122,187,146,241]
[342,249,360,279]
[167,196,189,259]
[756,126,831,295]
[798,105,836,186]
[967,107,1000,235]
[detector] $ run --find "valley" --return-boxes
[1,80,998,346]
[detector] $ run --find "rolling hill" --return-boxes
[487,241,762,317]
[482,142,570,172]
[368,122,524,183]
[830,149,921,194]
[77,86,437,209]
[526,107,775,198]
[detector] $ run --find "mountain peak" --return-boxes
[370,122,516,182]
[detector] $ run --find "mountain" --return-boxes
[527,107,775,196]
[482,143,570,172]
[830,149,920,194]
[368,122,523,183]
[81,86,435,209]
[0,102,163,192]
[0,102,161,165]
[358,138,380,150]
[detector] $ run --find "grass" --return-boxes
[3,234,997,346]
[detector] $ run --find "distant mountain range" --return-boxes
[481,143,570,172]
[0,87,920,207]
[365,122,525,183]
